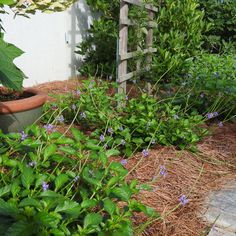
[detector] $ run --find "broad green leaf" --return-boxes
[35,211,61,228]
[111,186,132,202]
[71,127,84,142]
[43,144,57,161]
[59,146,77,155]
[5,221,33,236]
[0,34,25,90]
[0,199,18,217]
[81,199,97,209]
[55,174,69,191]
[19,198,42,209]
[103,199,116,215]
[105,149,120,157]
[21,166,34,190]
[55,200,81,218]
[84,213,102,228]
[0,184,11,197]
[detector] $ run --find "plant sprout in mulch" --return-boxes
[31,79,236,236]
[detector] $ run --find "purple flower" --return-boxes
[159,165,167,177]
[200,93,204,98]
[151,139,156,145]
[71,104,77,111]
[179,194,189,206]
[125,95,129,101]
[20,131,28,141]
[120,159,128,166]
[73,176,80,182]
[173,114,179,120]
[56,115,64,123]
[100,134,105,142]
[213,111,219,117]
[43,124,54,133]
[75,89,81,95]
[206,113,214,119]
[108,128,114,135]
[119,125,124,131]
[142,149,149,157]
[80,112,86,119]
[42,181,49,191]
[120,139,126,146]
[218,122,223,127]
[28,161,37,167]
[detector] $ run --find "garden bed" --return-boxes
[33,78,236,236]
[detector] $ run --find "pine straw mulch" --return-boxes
[32,79,236,236]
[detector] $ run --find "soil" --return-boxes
[0,87,32,102]
[32,78,236,236]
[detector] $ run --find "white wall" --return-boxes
[0,0,94,87]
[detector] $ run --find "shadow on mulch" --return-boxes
[32,78,236,236]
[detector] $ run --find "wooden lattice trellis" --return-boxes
[117,0,158,95]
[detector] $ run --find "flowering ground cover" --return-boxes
[31,79,236,236]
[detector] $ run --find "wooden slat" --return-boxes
[117,2,129,95]
[120,17,157,28]
[123,0,158,12]
[119,71,136,82]
[120,47,157,60]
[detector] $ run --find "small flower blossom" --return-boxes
[75,89,81,95]
[108,127,114,135]
[71,104,77,111]
[20,131,28,141]
[56,115,64,123]
[42,181,49,191]
[151,139,156,145]
[159,165,167,177]
[28,161,37,167]
[80,112,86,119]
[218,122,223,127]
[43,124,54,133]
[200,93,204,98]
[213,111,219,117]
[100,134,105,142]
[120,139,126,146]
[179,194,189,206]
[119,125,124,131]
[120,159,128,166]
[73,176,80,182]
[142,149,149,157]
[206,113,214,119]
[173,114,179,120]
[125,95,129,101]
[108,75,112,80]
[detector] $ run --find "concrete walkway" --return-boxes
[204,181,236,236]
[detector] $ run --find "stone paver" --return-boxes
[203,181,236,235]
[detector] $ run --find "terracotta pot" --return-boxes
[0,88,47,133]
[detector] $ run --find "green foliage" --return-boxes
[0,125,157,235]
[43,78,207,154]
[77,0,205,81]
[0,34,26,90]
[174,53,236,116]
[198,0,236,53]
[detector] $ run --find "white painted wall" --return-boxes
[0,0,94,87]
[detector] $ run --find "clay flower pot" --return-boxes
[0,89,47,133]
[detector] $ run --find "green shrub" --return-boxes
[43,78,207,153]
[198,0,236,53]
[0,126,157,235]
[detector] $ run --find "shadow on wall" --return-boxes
[68,0,97,78]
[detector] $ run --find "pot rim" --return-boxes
[0,88,47,114]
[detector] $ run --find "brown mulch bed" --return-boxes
[32,78,236,236]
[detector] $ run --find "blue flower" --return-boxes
[80,112,86,119]
[43,124,54,133]
[119,125,124,131]
[142,149,149,157]
[73,176,80,182]
[42,181,49,191]
[120,139,126,146]
[20,131,28,141]
[56,115,64,123]
[120,159,128,166]
[71,104,76,111]
[100,134,105,142]
[28,161,37,167]
[159,165,167,177]
[179,194,189,206]
[218,122,223,127]
[76,89,81,95]
[108,128,114,135]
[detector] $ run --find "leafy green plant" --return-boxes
[0,125,157,235]
[198,0,236,53]
[43,78,207,154]
[0,0,76,91]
